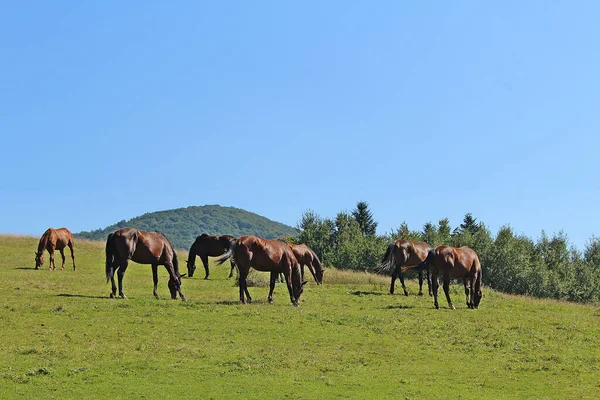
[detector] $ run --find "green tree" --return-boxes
[351,201,377,237]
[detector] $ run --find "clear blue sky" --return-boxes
[1,1,599,250]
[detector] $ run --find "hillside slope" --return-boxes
[75,205,297,249]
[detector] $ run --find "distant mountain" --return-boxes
[75,205,298,250]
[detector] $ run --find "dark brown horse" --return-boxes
[105,228,185,301]
[35,228,76,271]
[431,245,482,310]
[379,240,432,296]
[186,234,236,279]
[289,243,324,285]
[216,235,305,306]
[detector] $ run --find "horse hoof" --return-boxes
[418,292,423,296]
[120,294,128,299]
[204,276,209,280]
[247,299,253,304]
[268,299,273,304]
[450,305,456,310]
[404,292,409,297]
[434,303,439,309]
[110,293,116,299]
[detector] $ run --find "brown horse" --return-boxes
[186,234,236,279]
[216,235,305,306]
[105,228,185,301]
[289,243,324,285]
[35,228,76,271]
[431,245,482,310]
[379,240,432,296]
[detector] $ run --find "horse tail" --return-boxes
[216,238,237,265]
[105,233,115,283]
[377,242,397,273]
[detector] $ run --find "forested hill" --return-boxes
[75,205,298,250]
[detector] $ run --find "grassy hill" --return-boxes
[1,235,599,399]
[75,205,298,249]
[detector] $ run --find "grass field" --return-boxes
[1,235,599,399]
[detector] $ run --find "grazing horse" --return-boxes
[186,234,236,279]
[431,245,482,310]
[379,240,432,296]
[289,243,324,285]
[216,235,305,306]
[35,228,76,271]
[105,228,186,301]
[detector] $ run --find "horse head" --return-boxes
[315,268,324,285]
[34,251,43,269]
[186,259,196,278]
[474,290,482,309]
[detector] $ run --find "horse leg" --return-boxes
[399,271,409,296]
[443,272,454,310]
[117,260,129,299]
[228,260,236,279]
[69,241,76,271]
[238,267,250,304]
[49,249,55,270]
[427,267,433,296]
[59,248,66,270]
[268,271,278,304]
[463,277,471,308]
[300,264,305,281]
[417,270,424,296]
[431,271,440,309]
[109,259,119,298]
[282,267,297,306]
[201,255,210,279]
[473,270,483,309]
[152,264,159,299]
[389,268,399,294]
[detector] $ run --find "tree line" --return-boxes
[294,201,600,303]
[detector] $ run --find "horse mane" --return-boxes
[37,229,52,254]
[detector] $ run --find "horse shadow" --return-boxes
[57,293,111,300]
[385,304,414,310]
[15,267,38,270]
[350,290,386,296]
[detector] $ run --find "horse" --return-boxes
[431,245,482,310]
[289,243,324,285]
[186,234,236,279]
[216,235,305,306]
[35,228,76,271]
[378,239,432,296]
[105,228,186,301]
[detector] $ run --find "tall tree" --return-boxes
[351,201,377,237]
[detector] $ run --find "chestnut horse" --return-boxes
[105,228,186,301]
[431,245,482,310]
[379,240,432,296]
[186,234,236,279]
[35,228,76,271]
[216,235,305,306]
[289,243,324,285]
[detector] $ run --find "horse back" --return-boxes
[434,245,479,277]
[237,235,296,272]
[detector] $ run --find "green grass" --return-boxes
[1,235,599,399]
